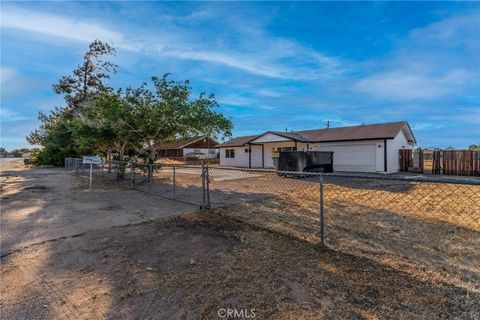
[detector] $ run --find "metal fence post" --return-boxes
[173,166,176,199]
[148,164,153,183]
[205,165,211,211]
[130,162,135,189]
[201,162,206,211]
[319,175,325,247]
[89,164,93,190]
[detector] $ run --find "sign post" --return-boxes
[89,164,93,189]
[83,156,102,190]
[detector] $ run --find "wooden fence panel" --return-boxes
[418,150,424,172]
[399,149,412,172]
[432,150,480,176]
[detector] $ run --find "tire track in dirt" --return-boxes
[0,233,86,259]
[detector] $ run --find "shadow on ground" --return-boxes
[2,165,479,319]
[2,212,479,319]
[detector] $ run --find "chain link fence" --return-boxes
[131,163,208,207]
[206,167,480,291]
[67,159,480,287]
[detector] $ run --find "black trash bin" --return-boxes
[277,151,333,174]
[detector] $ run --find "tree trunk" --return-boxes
[116,142,127,180]
[83,58,90,99]
[147,144,158,183]
[149,148,156,164]
[107,150,112,173]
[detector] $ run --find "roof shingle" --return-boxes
[216,121,414,147]
[296,121,408,142]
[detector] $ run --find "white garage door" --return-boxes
[315,144,377,172]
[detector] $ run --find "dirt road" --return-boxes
[0,160,196,256]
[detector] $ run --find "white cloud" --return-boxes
[408,10,480,51]
[1,5,342,80]
[351,11,480,101]
[0,67,16,86]
[353,69,472,100]
[1,7,134,50]
[158,48,288,79]
[218,94,256,106]
[0,108,28,122]
[257,89,282,97]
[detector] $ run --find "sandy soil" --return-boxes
[208,171,480,297]
[2,211,479,319]
[1,161,479,319]
[0,159,196,256]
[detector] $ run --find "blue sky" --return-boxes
[1,1,479,149]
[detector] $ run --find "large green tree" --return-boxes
[125,74,232,163]
[27,41,233,167]
[28,40,117,165]
[70,93,138,161]
[53,40,117,110]
[468,144,480,151]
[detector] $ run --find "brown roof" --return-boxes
[214,135,258,147]
[158,137,218,150]
[216,121,415,147]
[296,121,409,142]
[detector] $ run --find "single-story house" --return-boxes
[216,121,416,173]
[157,136,219,159]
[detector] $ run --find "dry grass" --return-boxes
[156,158,186,165]
[4,212,478,319]
[4,166,479,319]
[424,159,434,172]
[91,167,480,296]
[215,176,480,294]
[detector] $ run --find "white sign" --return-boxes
[83,156,101,190]
[83,156,101,164]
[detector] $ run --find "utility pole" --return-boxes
[325,120,331,129]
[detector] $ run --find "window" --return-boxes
[193,148,201,153]
[277,147,297,152]
[225,149,235,158]
[245,148,251,153]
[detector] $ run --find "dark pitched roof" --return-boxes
[216,121,415,147]
[296,121,410,143]
[214,135,258,147]
[157,136,218,149]
[268,131,310,142]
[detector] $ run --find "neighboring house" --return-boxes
[216,121,416,173]
[157,137,219,159]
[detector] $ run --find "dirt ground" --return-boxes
[1,160,479,319]
[0,160,196,257]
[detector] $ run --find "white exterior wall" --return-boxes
[310,140,384,172]
[387,130,415,172]
[219,142,307,168]
[262,141,308,168]
[252,133,291,143]
[219,130,416,172]
[219,145,263,167]
[250,145,263,167]
[183,147,219,159]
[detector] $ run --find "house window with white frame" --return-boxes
[225,149,235,158]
